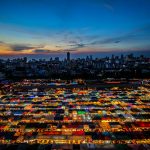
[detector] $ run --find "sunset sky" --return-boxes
[0,0,150,58]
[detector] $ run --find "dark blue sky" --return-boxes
[0,0,150,58]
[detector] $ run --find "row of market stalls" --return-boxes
[0,82,150,144]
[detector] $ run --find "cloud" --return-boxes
[91,37,123,45]
[33,49,63,53]
[63,49,78,52]
[69,43,85,47]
[55,45,62,48]
[114,40,120,43]
[68,43,87,50]
[33,49,51,53]
[0,41,4,44]
[0,41,41,53]
[90,24,150,45]
[10,44,36,51]
[133,24,150,34]
[58,24,150,50]
[76,43,86,48]
[55,42,87,52]
[68,40,78,44]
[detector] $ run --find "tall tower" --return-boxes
[67,52,70,61]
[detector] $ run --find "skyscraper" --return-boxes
[67,52,70,61]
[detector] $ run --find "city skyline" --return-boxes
[0,0,150,58]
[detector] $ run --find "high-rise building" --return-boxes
[90,55,93,60]
[23,57,27,63]
[55,57,59,61]
[67,52,70,61]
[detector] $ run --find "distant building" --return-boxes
[55,57,59,61]
[67,52,70,61]
[90,55,93,60]
[23,57,27,63]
